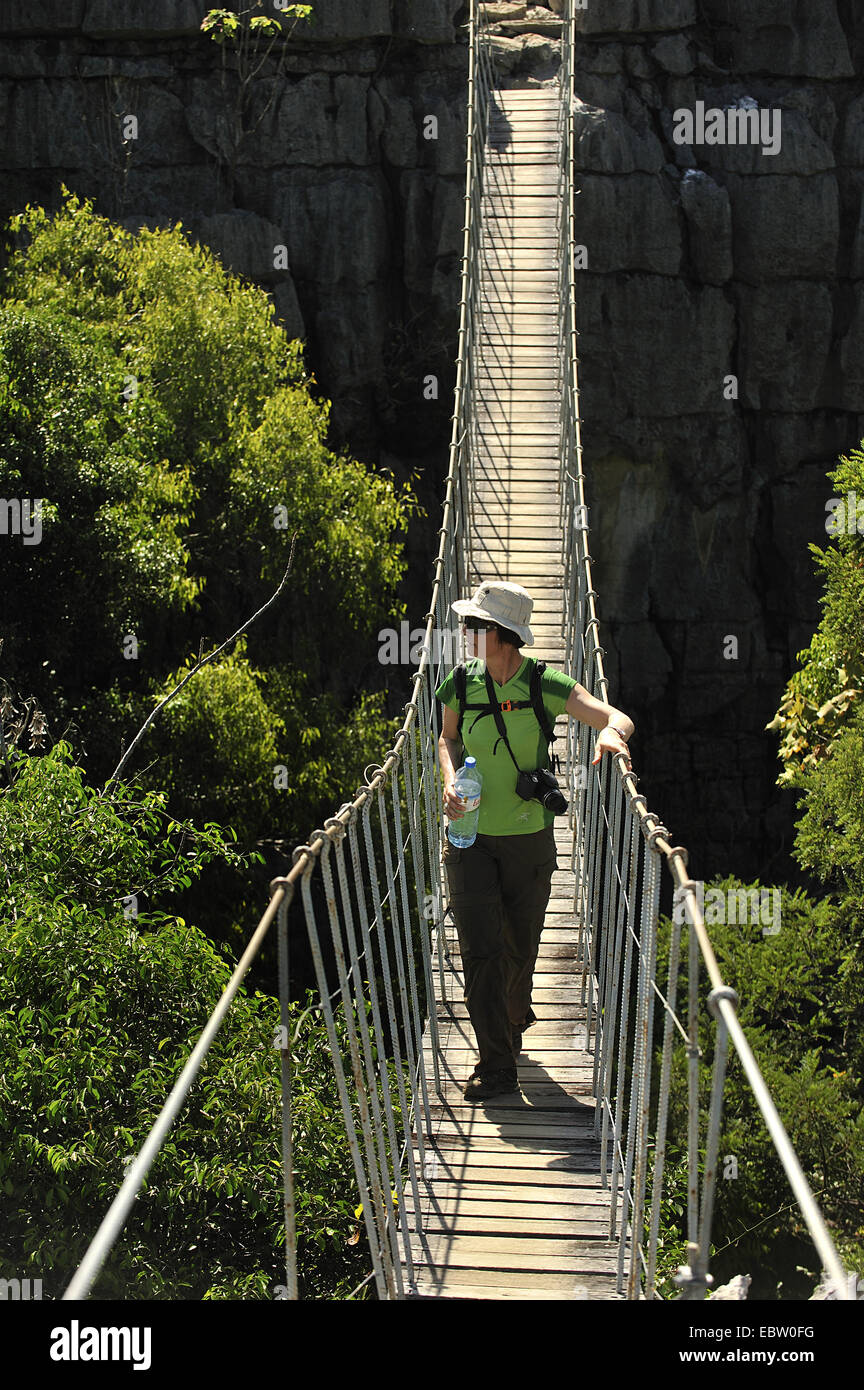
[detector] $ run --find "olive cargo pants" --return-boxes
[442,825,557,1074]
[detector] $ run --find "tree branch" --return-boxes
[103,533,297,793]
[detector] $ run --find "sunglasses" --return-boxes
[462,617,489,632]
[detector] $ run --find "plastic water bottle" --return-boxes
[448,757,483,848]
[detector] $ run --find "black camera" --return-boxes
[515,767,568,816]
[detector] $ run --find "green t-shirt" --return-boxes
[435,656,577,836]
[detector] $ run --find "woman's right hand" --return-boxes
[443,781,466,819]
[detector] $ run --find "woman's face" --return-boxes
[461,620,490,660]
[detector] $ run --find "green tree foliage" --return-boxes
[650,444,864,1295]
[0,745,381,1299]
[766,447,864,787]
[0,190,417,846]
[655,882,864,1296]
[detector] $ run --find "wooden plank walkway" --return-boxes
[406,86,625,1300]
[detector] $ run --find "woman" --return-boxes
[435,580,634,1101]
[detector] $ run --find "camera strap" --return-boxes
[483,665,525,772]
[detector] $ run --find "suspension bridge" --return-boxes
[63,1,853,1302]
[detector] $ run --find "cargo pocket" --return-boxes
[442,838,464,896]
[442,838,462,867]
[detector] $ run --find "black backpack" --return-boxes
[453,658,560,774]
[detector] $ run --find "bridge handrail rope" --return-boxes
[64,0,851,1302]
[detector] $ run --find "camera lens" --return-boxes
[542,787,568,815]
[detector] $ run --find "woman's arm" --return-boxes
[438,703,468,817]
[564,682,634,767]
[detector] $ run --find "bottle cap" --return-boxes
[465,757,476,768]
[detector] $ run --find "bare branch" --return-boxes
[104,533,298,793]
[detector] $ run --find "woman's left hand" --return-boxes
[592,727,632,769]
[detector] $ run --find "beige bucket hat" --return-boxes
[451,580,535,647]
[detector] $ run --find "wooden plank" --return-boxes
[411,1159,607,1185]
[410,1270,621,1299]
[410,1237,620,1273]
[411,1247,622,1277]
[405,1213,611,1239]
[427,1127,599,1150]
[475,378,561,389]
[483,179,559,191]
[471,520,563,533]
[482,190,557,202]
[487,144,560,152]
[488,127,560,135]
[406,1188,615,1214]
[481,210,557,222]
[475,403,559,416]
[484,161,559,172]
[489,122,560,132]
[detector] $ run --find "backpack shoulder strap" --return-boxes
[529,659,556,746]
[454,662,467,740]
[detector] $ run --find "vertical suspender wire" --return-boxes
[275,886,298,1300]
[592,763,620,1086]
[580,635,599,921]
[556,56,569,545]
[580,704,603,1025]
[375,784,427,1170]
[573,719,592,990]
[687,909,700,1251]
[295,849,390,1301]
[574,643,595,996]
[317,832,398,1300]
[591,766,612,1067]
[597,785,631,1178]
[573,666,590,859]
[609,808,641,1243]
[389,762,433,1133]
[646,906,684,1299]
[359,798,425,1238]
[616,830,647,1291]
[624,834,657,1298]
[419,674,449,1009]
[404,703,442,1096]
[581,751,604,1048]
[693,990,735,1294]
[325,821,405,1297]
[346,811,421,1267]
[594,771,625,1132]
[628,838,662,1299]
[457,0,478,593]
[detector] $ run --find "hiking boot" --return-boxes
[463,1068,519,1102]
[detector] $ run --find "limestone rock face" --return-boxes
[699,0,854,78]
[574,174,682,274]
[575,1,698,36]
[195,209,305,341]
[0,1,86,33]
[81,1,203,39]
[679,169,733,283]
[573,100,666,171]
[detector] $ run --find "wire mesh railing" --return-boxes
[63,0,853,1304]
